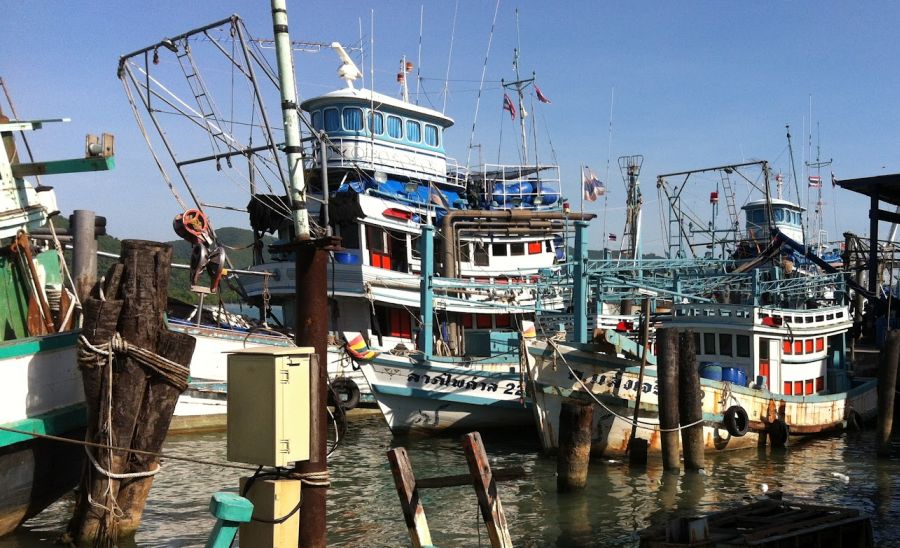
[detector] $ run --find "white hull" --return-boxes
[357,353,532,432]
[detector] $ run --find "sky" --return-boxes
[3,1,899,254]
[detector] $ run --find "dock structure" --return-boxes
[387,432,520,548]
[639,495,873,547]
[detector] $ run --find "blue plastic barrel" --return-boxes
[700,363,723,381]
[721,367,739,384]
[735,368,748,387]
[334,251,360,265]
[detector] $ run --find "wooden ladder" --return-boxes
[387,432,521,548]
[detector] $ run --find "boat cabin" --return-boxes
[742,198,805,245]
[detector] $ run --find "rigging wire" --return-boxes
[464,0,502,172]
[441,0,460,114]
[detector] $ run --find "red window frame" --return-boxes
[528,241,542,254]
[783,340,792,355]
[816,376,824,392]
[794,381,803,395]
[805,379,814,395]
[784,381,793,395]
[476,314,492,329]
[815,337,824,352]
[805,340,814,353]
[461,314,473,329]
[794,341,803,355]
[759,361,770,379]
[495,315,511,328]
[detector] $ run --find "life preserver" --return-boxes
[768,419,790,446]
[330,377,360,410]
[723,405,749,437]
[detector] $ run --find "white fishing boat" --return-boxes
[117,16,590,433]
[0,98,114,535]
[526,161,878,457]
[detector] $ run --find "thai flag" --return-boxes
[503,93,516,120]
[808,175,822,188]
[608,233,617,242]
[535,85,551,104]
[582,167,603,202]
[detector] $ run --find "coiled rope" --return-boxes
[78,333,190,391]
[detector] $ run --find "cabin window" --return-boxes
[783,340,792,354]
[816,376,824,392]
[545,240,553,252]
[406,120,422,142]
[794,380,803,395]
[410,234,421,259]
[719,333,733,356]
[736,335,750,357]
[495,314,510,328]
[805,340,814,353]
[424,124,439,146]
[492,243,508,257]
[693,332,701,355]
[369,111,384,135]
[703,333,716,354]
[461,314,473,328]
[815,337,824,351]
[375,306,412,339]
[805,379,814,395]
[774,208,785,223]
[748,209,764,224]
[311,110,323,131]
[366,225,391,269]
[528,241,542,254]
[342,107,364,131]
[460,242,471,263]
[759,361,770,379]
[510,242,525,256]
[476,314,492,329]
[324,108,340,131]
[387,115,403,138]
[474,243,489,266]
[794,340,803,354]
[784,381,792,395]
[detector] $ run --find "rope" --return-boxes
[0,425,257,471]
[542,339,704,433]
[292,470,330,487]
[78,333,190,391]
[85,446,160,479]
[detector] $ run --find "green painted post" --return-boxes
[205,492,254,548]
[573,221,589,344]
[419,225,434,359]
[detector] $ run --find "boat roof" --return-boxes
[300,87,454,128]
[742,198,805,212]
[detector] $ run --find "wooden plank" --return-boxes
[387,447,432,548]
[416,466,526,489]
[462,432,512,548]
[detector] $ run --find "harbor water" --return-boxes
[3,415,899,547]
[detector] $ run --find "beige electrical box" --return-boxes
[226,346,313,467]
[238,477,301,547]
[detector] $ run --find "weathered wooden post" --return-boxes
[877,329,900,457]
[70,240,193,542]
[657,327,680,472]
[557,401,594,492]
[628,298,652,466]
[463,432,513,548]
[678,329,705,471]
[387,447,433,548]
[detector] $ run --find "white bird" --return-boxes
[330,42,362,89]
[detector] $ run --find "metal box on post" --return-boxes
[226,346,313,467]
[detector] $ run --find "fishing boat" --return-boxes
[117,15,591,433]
[526,161,877,456]
[0,103,114,534]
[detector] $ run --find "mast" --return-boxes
[805,121,832,253]
[619,155,643,261]
[272,0,309,238]
[501,9,534,164]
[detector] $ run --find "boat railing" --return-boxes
[314,135,449,183]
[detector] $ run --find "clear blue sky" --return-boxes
[4,1,898,253]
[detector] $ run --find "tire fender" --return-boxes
[723,405,749,437]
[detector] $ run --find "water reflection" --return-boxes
[2,417,899,546]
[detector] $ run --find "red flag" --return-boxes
[503,93,516,120]
[808,175,821,188]
[608,233,617,242]
[535,84,551,104]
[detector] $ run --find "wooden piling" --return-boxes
[657,327,681,472]
[678,330,705,471]
[387,447,433,548]
[556,401,594,492]
[70,209,97,302]
[877,329,900,457]
[463,432,513,548]
[69,240,193,543]
[628,298,652,467]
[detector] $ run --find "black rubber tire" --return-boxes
[330,377,361,410]
[723,405,750,437]
[768,418,790,447]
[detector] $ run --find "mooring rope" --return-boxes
[85,446,160,479]
[543,338,705,433]
[292,470,330,487]
[78,333,190,391]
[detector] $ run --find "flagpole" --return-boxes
[603,86,614,252]
[580,164,585,215]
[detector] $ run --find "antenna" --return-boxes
[330,42,362,89]
[619,155,644,261]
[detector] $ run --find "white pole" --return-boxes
[271,0,309,238]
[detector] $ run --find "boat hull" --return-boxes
[358,354,532,433]
[528,340,877,457]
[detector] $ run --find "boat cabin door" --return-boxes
[758,337,780,391]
